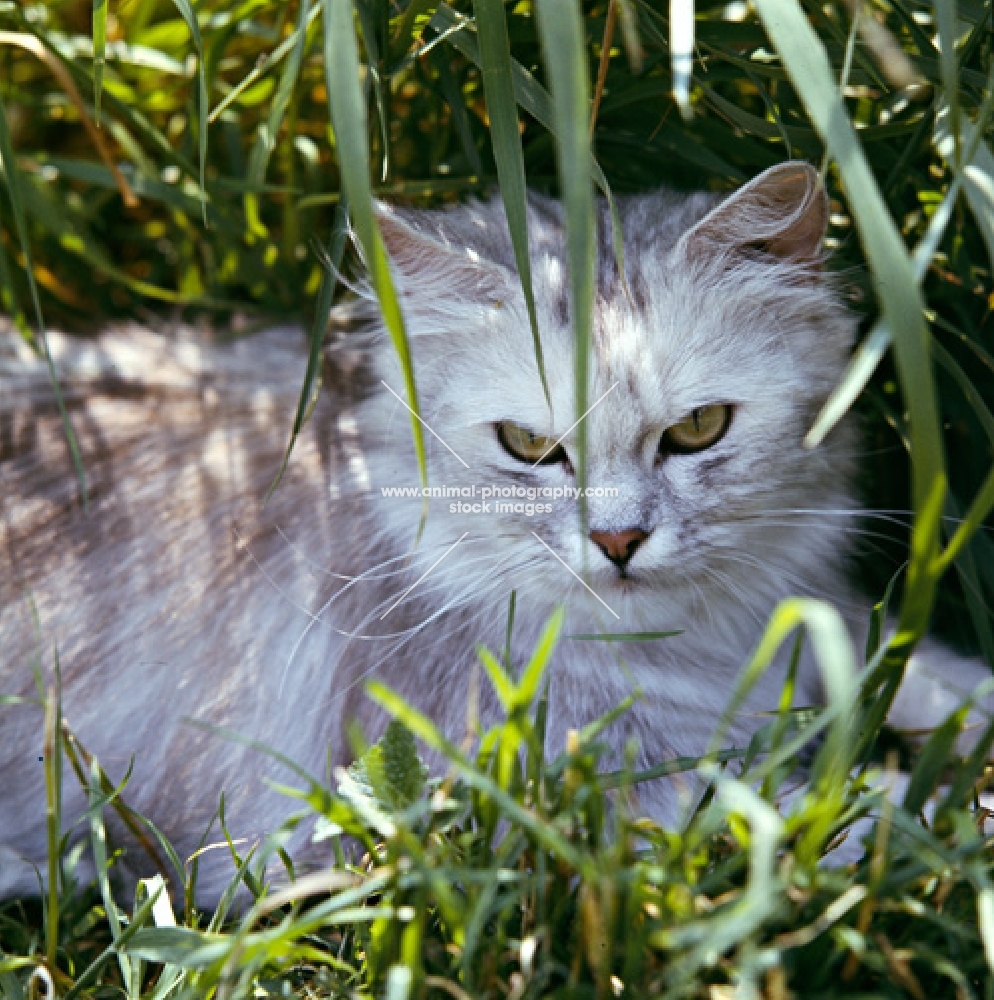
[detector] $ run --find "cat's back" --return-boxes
[1,324,335,669]
[0,323,377,897]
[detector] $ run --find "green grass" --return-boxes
[2,0,994,995]
[4,607,994,998]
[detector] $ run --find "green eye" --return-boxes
[497,421,566,465]
[660,404,732,455]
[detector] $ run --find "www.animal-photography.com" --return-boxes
[1,0,994,997]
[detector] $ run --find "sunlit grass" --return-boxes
[4,607,994,998]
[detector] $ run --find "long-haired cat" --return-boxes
[0,161,988,902]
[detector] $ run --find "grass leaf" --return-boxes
[208,5,323,123]
[166,0,208,220]
[0,95,87,505]
[322,0,427,492]
[92,0,107,122]
[670,0,694,118]
[472,0,551,410]
[245,0,312,240]
[567,630,682,640]
[902,704,969,815]
[432,2,627,282]
[534,0,595,520]
[751,0,945,643]
[268,201,349,500]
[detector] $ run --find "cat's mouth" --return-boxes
[602,570,640,593]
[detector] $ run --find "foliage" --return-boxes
[2,609,994,999]
[2,0,994,995]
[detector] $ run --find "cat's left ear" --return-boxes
[679,161,828,266]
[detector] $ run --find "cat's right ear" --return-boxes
[373,204,508,310]
[678,161,828,267]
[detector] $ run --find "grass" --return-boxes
[2,0,994,995]
[4,607,994,998]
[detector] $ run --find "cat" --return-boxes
[1,160,989,904]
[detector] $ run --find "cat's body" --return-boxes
[0,162,987,902]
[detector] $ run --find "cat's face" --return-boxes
[362,163,857,639]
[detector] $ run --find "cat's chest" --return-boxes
[334,605,814,764]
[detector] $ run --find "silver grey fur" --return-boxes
[1,162,988,902]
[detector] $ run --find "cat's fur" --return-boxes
[0,162,988,902]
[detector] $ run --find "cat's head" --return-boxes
[355,162,857,641]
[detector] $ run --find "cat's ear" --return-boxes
[679,161,828,266]
[374,204,508,306]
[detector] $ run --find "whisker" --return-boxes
[326,550,546,706]
[729,519,908,548]
[698,565,767,628]
[274,538,506,695]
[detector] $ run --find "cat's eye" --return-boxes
[497,421,566,465]
[660,404,732,455]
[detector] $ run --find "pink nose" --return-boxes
[589,528,649,569]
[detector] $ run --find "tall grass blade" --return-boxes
[615,0,643,71]
[354,0,391,183]
[0,196,25,329]
[472,0,551,410]
[247,0,311,233]
[934,0,961,165]
[166,0,208,221]
[269,202,349,501]
[805,323,891,449]
[936,95,994,268]
[431,4,627,281]
[0,95,87,505]
[854,478,948,764]
[978,888,994,974]
[208,6,323,123]
[535,0,595,518]
[751,0,945,638]
[902,703,968,815]
[806,75,994,449]
[670,0,694,119]
[590,0,618,137]
[865,563,903,660]
[432,50,483,176]
[518,607,563,705]
[478,648,515,711]
[939,463,994,573]
[85,759,134,994]
[43,680,62,972]
[92,0,107,122]
[322,0,427,491]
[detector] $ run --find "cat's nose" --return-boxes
[589,528,650,569]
